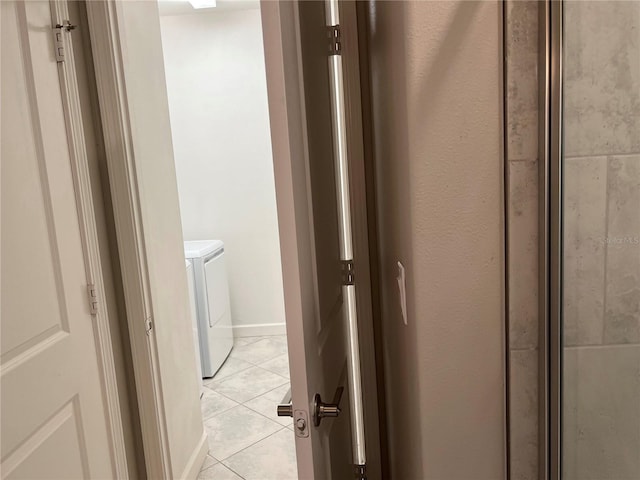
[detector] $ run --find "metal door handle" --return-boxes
[277,404,293,417]
[277,387,293,417]
[313,386,343,426]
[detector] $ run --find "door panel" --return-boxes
[297,1,344,332]
[296,0,352,473]
[1,1,115,478]
[262,1,356,478]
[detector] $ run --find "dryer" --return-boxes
[184,240,233,378]
[185,259,204,396]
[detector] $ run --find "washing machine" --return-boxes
[184,240,233,378]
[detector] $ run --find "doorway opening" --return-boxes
[157,1,297,478]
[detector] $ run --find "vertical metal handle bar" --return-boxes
[539,1,563,479]
[324,0,367,472]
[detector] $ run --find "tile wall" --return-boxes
[506,2,640,479]
[506,2,540,478]
[562,2,640,478]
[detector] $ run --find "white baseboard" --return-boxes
[233,322,286,337]
[179,432,208,480]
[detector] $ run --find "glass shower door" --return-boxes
[561,1,640,479]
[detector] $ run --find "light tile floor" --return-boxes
[198,335,298,480]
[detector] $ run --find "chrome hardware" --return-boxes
[52,20,77,63]
[294,410,309,438]
[55,20,77,32]
[313,386,343,426]
[295,417,307,432]
[327,25,341,56]
[354,464,367,480]
[277,404,293,417]
[277,387,293,417]
[341,259,355,285]
[276,388,309,437]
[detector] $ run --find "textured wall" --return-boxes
[366,2,506,478]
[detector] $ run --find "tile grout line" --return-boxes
[507,157,538,163]
[564,151,640,161]
[201,462,246,480]
[563,342,640,350]
[203,363,254,386]
[205,374,290,406]
[199,336,291,479]
[220,426,292,477]
[242,387,293,428]
[216,425,289,467]
[601,157,611,344]
[204,365,291,403]
[230,350,290,369]
[201,404,285,469]
[208,362,289,388]
[202,387,285,418]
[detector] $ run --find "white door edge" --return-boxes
[260,1,317,476]
[84,2,173,478]
[50,1,129,477]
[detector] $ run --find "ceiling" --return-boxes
[157,0,260,17]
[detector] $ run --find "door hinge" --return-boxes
[87,284,98,315]
[327,25,342,56]
[341,259,355,285]
[52,20,76,63]
[145,317,153,336]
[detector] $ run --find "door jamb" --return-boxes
[84,2,173,478]
[50,0,129,477]
[84,0,383,477]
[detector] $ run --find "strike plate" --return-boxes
[293,410,309,438]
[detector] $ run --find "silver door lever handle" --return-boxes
[313,386,343,426]
[277,404,293,417]
[277,387,293,417]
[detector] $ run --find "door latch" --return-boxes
[277,403,293,417]
[313,386,344,426]
[277,403,309,437]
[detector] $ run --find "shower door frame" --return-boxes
[538,1,562,480]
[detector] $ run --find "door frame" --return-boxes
[84,2,173,478]
[86,0,382,477]
[47,0,129,477]
[538,1,563,479]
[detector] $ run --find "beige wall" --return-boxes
[364,2,506,478]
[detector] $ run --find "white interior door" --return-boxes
[0,1,118,478]
[262,1,369,478]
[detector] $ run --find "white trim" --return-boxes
[233,323,287,337]
[50,1,128,477]
[178,433,209,480]
[84,2,172,478]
